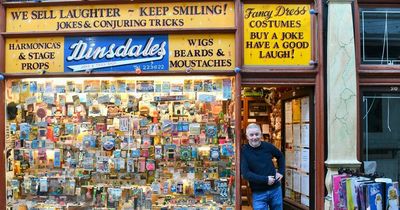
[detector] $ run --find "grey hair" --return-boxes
[246,123,261,134]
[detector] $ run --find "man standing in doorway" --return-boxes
[241,123,285,210]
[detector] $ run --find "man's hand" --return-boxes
[275,172,283,182]
[267,176,275,185]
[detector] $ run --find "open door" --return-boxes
[240,86,314,210]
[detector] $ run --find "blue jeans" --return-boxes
[252,186,283,210]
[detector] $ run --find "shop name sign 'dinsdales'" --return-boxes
[5,34,235,73]
[65,36,168,72]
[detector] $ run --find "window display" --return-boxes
[5,76,236,210]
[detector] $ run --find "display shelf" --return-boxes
[240,97,270,142]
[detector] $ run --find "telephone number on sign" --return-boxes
[141,64,166,71]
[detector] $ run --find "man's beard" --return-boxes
[249,140,261,148]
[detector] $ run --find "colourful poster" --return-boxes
[365,183,384,210]
[385,182,399,210]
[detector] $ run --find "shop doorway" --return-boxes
[240,86,314,210]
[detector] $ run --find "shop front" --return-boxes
[0,0,327,209]
[0,1,241,209]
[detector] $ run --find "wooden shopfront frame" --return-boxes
[0,0,327,209]
[238,0,325,209]
[352,6,400,207]
[0,0,242,209]
[0,2,5,207]
[354,0,400,164]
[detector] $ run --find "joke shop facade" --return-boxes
[0,1,325,210]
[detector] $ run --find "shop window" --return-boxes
[362,91,400,182]
[5,76,236,209]
[360,8,400,65]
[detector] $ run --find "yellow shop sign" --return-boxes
[243,4,311,66]
[5,37,64,73]
[6,2,234,32]
[5,34,235,73]
[169,34,235,71]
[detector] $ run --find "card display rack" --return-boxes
[283,96,311,208]
[5,76,236,210]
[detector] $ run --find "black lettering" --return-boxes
[173,49,213,57]
[250,32,269,39]
[259,50,291,59]
[56,21,83,31]
[140,7,148,16]
[177,19,184,26]
[170,59,232,68]
[280,32,304,41]
[31,10,56,20]
[11,11,28,20]
[172,5,223,15]
[187,39,213,46]
[149,18,183,27]
[140,7,169,16]
[282,41,309,49]
[275,6,307,17]
[60,8,120,19]
[28,52,55,60]
[21,62,49,70]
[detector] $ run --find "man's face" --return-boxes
[246,127,261,148]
